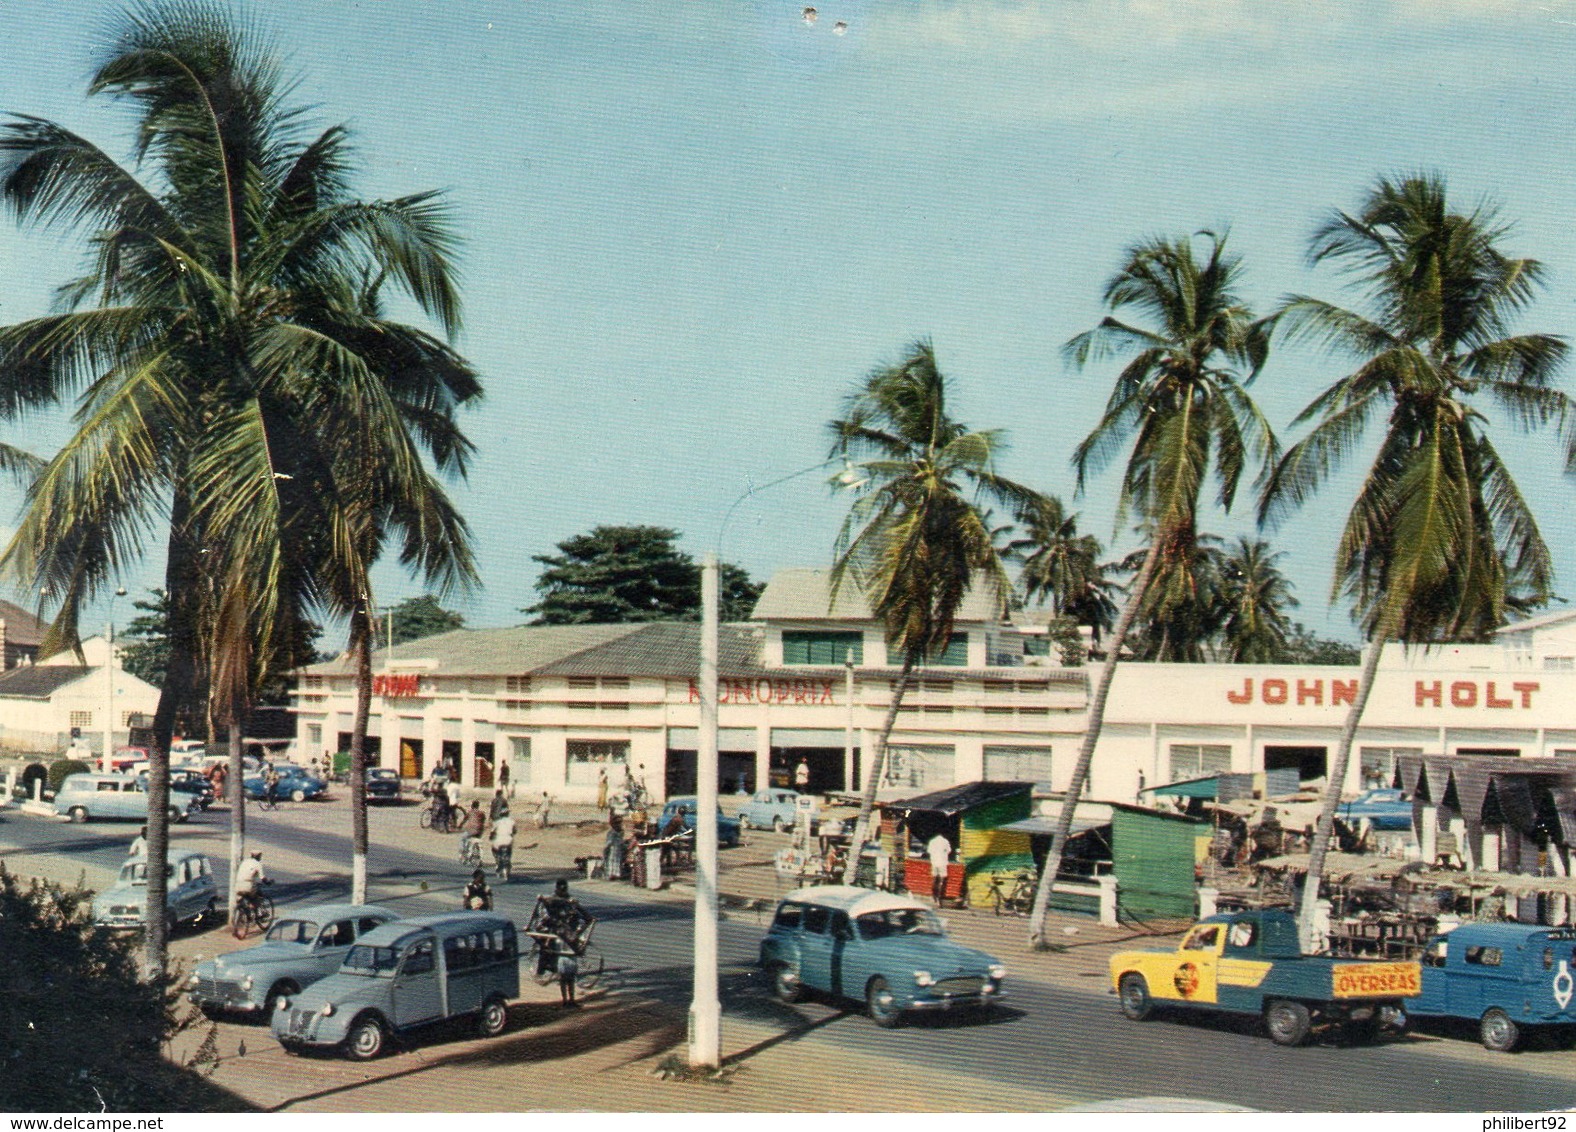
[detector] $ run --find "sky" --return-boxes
[4,0,1576,644]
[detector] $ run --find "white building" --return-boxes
[0,636,159,755]
[289,572,1576,817]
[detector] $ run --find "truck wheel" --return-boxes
[1480,1008,1521,1053]
[772,965,803,1004]
[345,1014,387,1060]
[1265,999,1312,1046]
[477,996,509,1037]
[1117,973,1153,1021]
[866,977,903,1028]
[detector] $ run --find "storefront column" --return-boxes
[755,726,770,795]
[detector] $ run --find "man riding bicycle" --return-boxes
[490,807,517,878]
[463,869,492,911]
[459,800,487,863]
[234,850,270,915]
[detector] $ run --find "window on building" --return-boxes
[566,739,629,787]
[782,631,863,666]
[568,677,598,691]
[887,633,967,667]
[1168,744,1231,781]
[883,745,955,790]
[509,737,532,784]
[1544,656,1575,671]
[69,711,93,730]
[984,746,1053,783]
[505,675,532,694]
[1023,637,1050,657]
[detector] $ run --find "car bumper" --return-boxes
[273,1006,351,1048]
[907,982,1005,1012]
[190,978,266,1013]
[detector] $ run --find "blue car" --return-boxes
[243,764,328,803]
[759,886,1006,1027]
[733,788,803,833]
[1410,923,1576,1051]
[657,796,741,848]
[1338,788,1413,832]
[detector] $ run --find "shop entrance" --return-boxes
[399,737,424,779]
[1264,745,1327,786]
[335,733,383,767]
[473,741,495,788]
[769,747,854,794]
[665,750,755,798]
[441,740,463,784]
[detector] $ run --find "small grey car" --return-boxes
[189,902,398,1019]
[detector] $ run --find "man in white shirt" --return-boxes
[490,810,517,877]
[927,832,952,906]
[444,776,461,812]
[234,850,269,915]
[128,825,147,857]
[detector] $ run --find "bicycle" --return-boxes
[525,929,604,992]
[420,800,452,833]
[985,870,1036,916]
[231,886,276,939]
[459,836,483,869]
[492,844,513,881]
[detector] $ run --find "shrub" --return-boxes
[48,758,93,792]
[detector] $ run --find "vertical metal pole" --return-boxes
[102,621,114,774]
[843,657,855,792]
[689,554,721,1068]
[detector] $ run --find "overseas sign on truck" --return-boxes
[1332,963,1423,998]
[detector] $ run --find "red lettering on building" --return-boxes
[1450,681,1478,709]
[1513,681,1540,708]
[1296,680,1323,706]
[1486,682,1512,709]
[1415,681,1442,708]
[1261,678,1287,705]
[1332,679,1357,707]
[689,677,839,706]
[1226,679,1253,705]
[372,673,421,698]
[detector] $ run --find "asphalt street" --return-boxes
[2,797,1572,1112]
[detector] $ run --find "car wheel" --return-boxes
[345,1014,387,1061]
[291,789,306,803]
[1265,999,1313,1047]
[866,977,903,1028]
[168,806,184,824]
[267,981,299,1021]
[1480,1008,1521,1053]
[771,816,785,833]
[477,996,508,1037]
[69,807,87,823]
[1117,973,1153,1021]
[771,965,803,1004]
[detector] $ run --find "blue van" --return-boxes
[1409,922,1576,1050]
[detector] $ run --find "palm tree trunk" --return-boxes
[1295,604,1399,951]
[227,714,245,920]
[845,653,918,868]
[349,606,373,904]
[1028,530,1164,945]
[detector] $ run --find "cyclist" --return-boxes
[490,806,517,879]
[532,879,591,977]
[459,800,487,863]
[463,868,492,911]
[234,850,270,915]
[263,765,281,808]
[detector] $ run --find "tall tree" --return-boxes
[1009,494,1116,642]
[1028,232,1276,943]
[1260,174,1572,948]
[828,340,1040,856]
[1115,529,1227,662]
[380,594,465,646]
[1217,536,1298,663]
[0,1,475,973]
[524,525,762,624]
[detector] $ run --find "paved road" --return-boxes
[3,799,1573,1112]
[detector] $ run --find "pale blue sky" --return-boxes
[4,1,1576,642]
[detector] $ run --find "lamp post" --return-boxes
[101,587,127,773]
[689,459,867,1070]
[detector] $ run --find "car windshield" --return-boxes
[265,919,321,945]
[342,945,400,976]
[857,908,944,939]
[120,861,174,884]
[369,769,396,780]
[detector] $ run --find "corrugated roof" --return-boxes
[536,623,764,677]
[1495,606,1576,636]
[888,780,1035,816]
[0,600,47,647]
[0,664,91,699]
[751,567,1005,623]
[304,623,650,677]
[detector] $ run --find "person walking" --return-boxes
[602,816,625,881]
[596,768,608,811]
[927,831,952,906]
[488,788,508,823]
[264,765,280,808]
[499,760,513,800]
[460,800,487,862]
[490,807,517,879]
[554,927,580,1006]
[128,825,147,856]
[535,791,552,829]
[444,774,462,814]
[794,758,810,792]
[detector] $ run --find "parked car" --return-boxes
[273,912,519,1059]
[243,764,328,803]
[53,773,197,823]
[758,885,1006,1027]
[1338,788,1414,832]
[189,902,399,1020]
[1409,923,1576,1051]
[93,850,218,933]
[734,788,805,832]
[110,747,151,772]
[135,767,216,810]
[365,767,403,803]
[657,796,741,848]
[170,739,207,760]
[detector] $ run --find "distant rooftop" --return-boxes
[751,567,1005,624]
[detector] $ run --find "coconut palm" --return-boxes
[0,2,477,974]
[828,341,1041,856]
[1217,537,1298,663]
[1115,529,1227,662]
[1260,174,1572,947]
[1027,231,1276,943]
[1009,494,1117,642]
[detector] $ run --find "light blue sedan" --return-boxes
[243,765,328,803]
[1337,788,1413,832]
[733,788,803,832]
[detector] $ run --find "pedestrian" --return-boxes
[490,807,517,879]
[927,830,952,906]
[794,758,810,792]
[488,788,507,823]
[596,768,608,811]
[626,823,646,887]
[536,790,552,829]
[264,765,280,808]
[128,825,147,856]
[499,760,512,800]
[603,816,625,881]
[463,868,492,911]
[444,774,461,815]
[460,800,487,861]
[555,927,580,1006]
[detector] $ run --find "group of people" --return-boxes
[458,789,520,893]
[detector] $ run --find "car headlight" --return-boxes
[988,964,1007,980]
[242,975,254,990]
[320,1003,335,1017]
[913,970,935,987]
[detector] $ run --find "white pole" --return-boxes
[843,657,855,792]
[102,620,114,774]
[689,553,721,1069]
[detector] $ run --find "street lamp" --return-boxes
[102,587,128,773]
[690,458,866,1069]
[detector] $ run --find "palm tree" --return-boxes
[0,2,475,974]
[1218,537,1298,663]
[1260,174,1572,947]
[828,341,1040,857]
[1115,528,1227,662]
[1027,232,1276,943]
[1009,494,1116,639]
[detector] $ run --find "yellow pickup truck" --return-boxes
[1109,909,1420,1046]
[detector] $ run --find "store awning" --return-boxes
[888,780,1035,817]
[1148,775,1221,799]
[1000,815,1106,837]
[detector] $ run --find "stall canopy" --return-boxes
[887,781,1036,906]
[889,780,1037,817]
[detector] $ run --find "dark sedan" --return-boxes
[365,767,403,803]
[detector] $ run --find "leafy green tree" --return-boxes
[828,340,1039,852]
[1217,537,1298,663]
[1114,529,1227,662]
[0,1,476,973]
[1029,232,1276,944]
[525,525,762,624]
[1280,622,1361,666]
[380,594,465,645]
[1261,174,1573,945]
